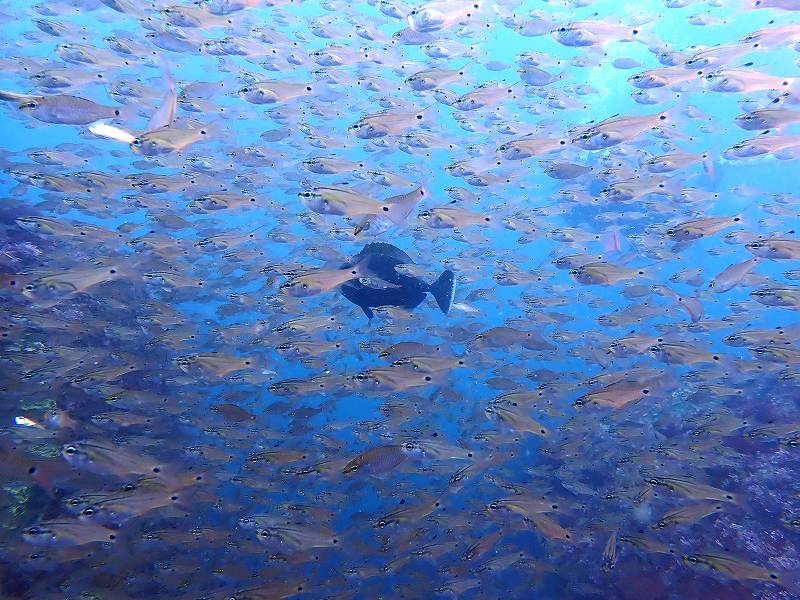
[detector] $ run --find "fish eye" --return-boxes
[749,242,761,248]
[686,555,698,563]
[132,138,142,146]
[559,27,566,32]
[666,229,674,235]
[240,87,249,93]
[82,507,95,516]
[649,345,660,352]
[64,445,78,455]
[27,527,41,535]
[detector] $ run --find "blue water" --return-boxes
[1,0,800,598]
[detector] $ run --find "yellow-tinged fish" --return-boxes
[23,263,126,308]
[569,261,648,286]
[239,80,315,104]
[602,529,617,572]
[683,552,780,582]
[647,476,737,503]
[280,263,368,297]
[418,206,493,228]
[485,402,549,437]
[653,502,725,528]
[23,520,118,546]
[746,237,800,259]
[62,441,163,478]
[666,215,741,241]
[529,514,572,541]
[342,445,410,475]
[256,521,338,549]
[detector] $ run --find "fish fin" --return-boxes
[430,270,456,314]
[0,90,39,103]
[361,305,375,319]
[353,215,370,236]
[89,121,137,144]
[383,186,425,227]
[147,60,177,132]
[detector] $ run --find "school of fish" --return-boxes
[0,0,799,598]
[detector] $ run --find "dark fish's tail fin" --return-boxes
[430,270,456,314]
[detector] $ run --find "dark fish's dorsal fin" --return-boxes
[361,242,414,265]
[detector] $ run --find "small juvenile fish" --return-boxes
[1,93,125,125]
[746,238,800,259]
[485,401,549,437]
[751,286,800,308]
[406,65,468,91]
[529,514,571,541]
[62,441,163,478]
[23,520,118,546]
[569,261,647,286]
[239,80,315,104]
[704,69,796,93]
[552,20,646,47]
[280,263,367,297]
[683,552,780,582]
[256,521,338,549]
[666,215,741,241]
[653,502,725,528]
[602,529,618,572]
[735,108,800,131]
[418,206,493,228]
[453,82,517,111]
[647,476,737,503]
[407,1,477,32]
[343,445,410,475]
[708,258,759,293]
[572,111,668,150]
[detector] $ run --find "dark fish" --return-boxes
[339,242,456,319]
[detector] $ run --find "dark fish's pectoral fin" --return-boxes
[429,270,456,314]
[341,284,375,319]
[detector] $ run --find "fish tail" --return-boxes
[430,270,456,314]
